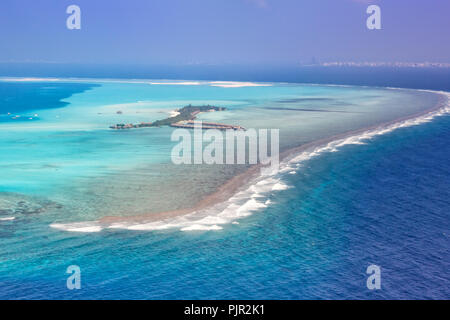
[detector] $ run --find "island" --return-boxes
[109,105,245,131]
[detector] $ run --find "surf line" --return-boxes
[50,90,450,233]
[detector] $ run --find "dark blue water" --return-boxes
[0,69,449,299]
[0,82,98,122]
[1,105,448,299]
[1,64,450,91]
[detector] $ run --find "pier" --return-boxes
[109,122,153,130]
[109,105,244,131]
[170,120,245,131]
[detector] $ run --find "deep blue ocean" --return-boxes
[0,82,98,117]
[0,68,449,299]
[2,107,448,299]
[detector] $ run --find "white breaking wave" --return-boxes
[272,182,290,191]
[149,81,202,86]
[209,81,272,88]
[0,77,272,89]
[49,91,450,233]
[180,225,223,231]
[0,216,16,221]
[50,222,102,233]
[284,91,450,167]
[0,77,61,82]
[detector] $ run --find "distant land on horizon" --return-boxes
[1,62,450,92]
[315,61,450,68]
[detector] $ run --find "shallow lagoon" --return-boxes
[0,79,440,223]
[0,78,448,299]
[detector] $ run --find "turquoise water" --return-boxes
[0,79,448,299]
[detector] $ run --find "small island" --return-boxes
[110,105,245,131]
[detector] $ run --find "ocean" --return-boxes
[0,74,449,299]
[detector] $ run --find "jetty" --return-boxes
[170,120,245,131]
[109,105,245,131]
[109,122,153,130]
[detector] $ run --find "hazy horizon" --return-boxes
[1,0,449,65]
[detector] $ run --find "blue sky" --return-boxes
[0,0,449,65]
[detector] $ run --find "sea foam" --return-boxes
[209,81,272,88]
[50,222,103,233]
[0,216,16,221]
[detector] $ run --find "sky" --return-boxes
[0,0,449,65]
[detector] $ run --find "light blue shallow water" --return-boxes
[0,79,448,299]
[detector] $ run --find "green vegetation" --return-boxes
[110,105,226,130]
[150,105,226,127]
